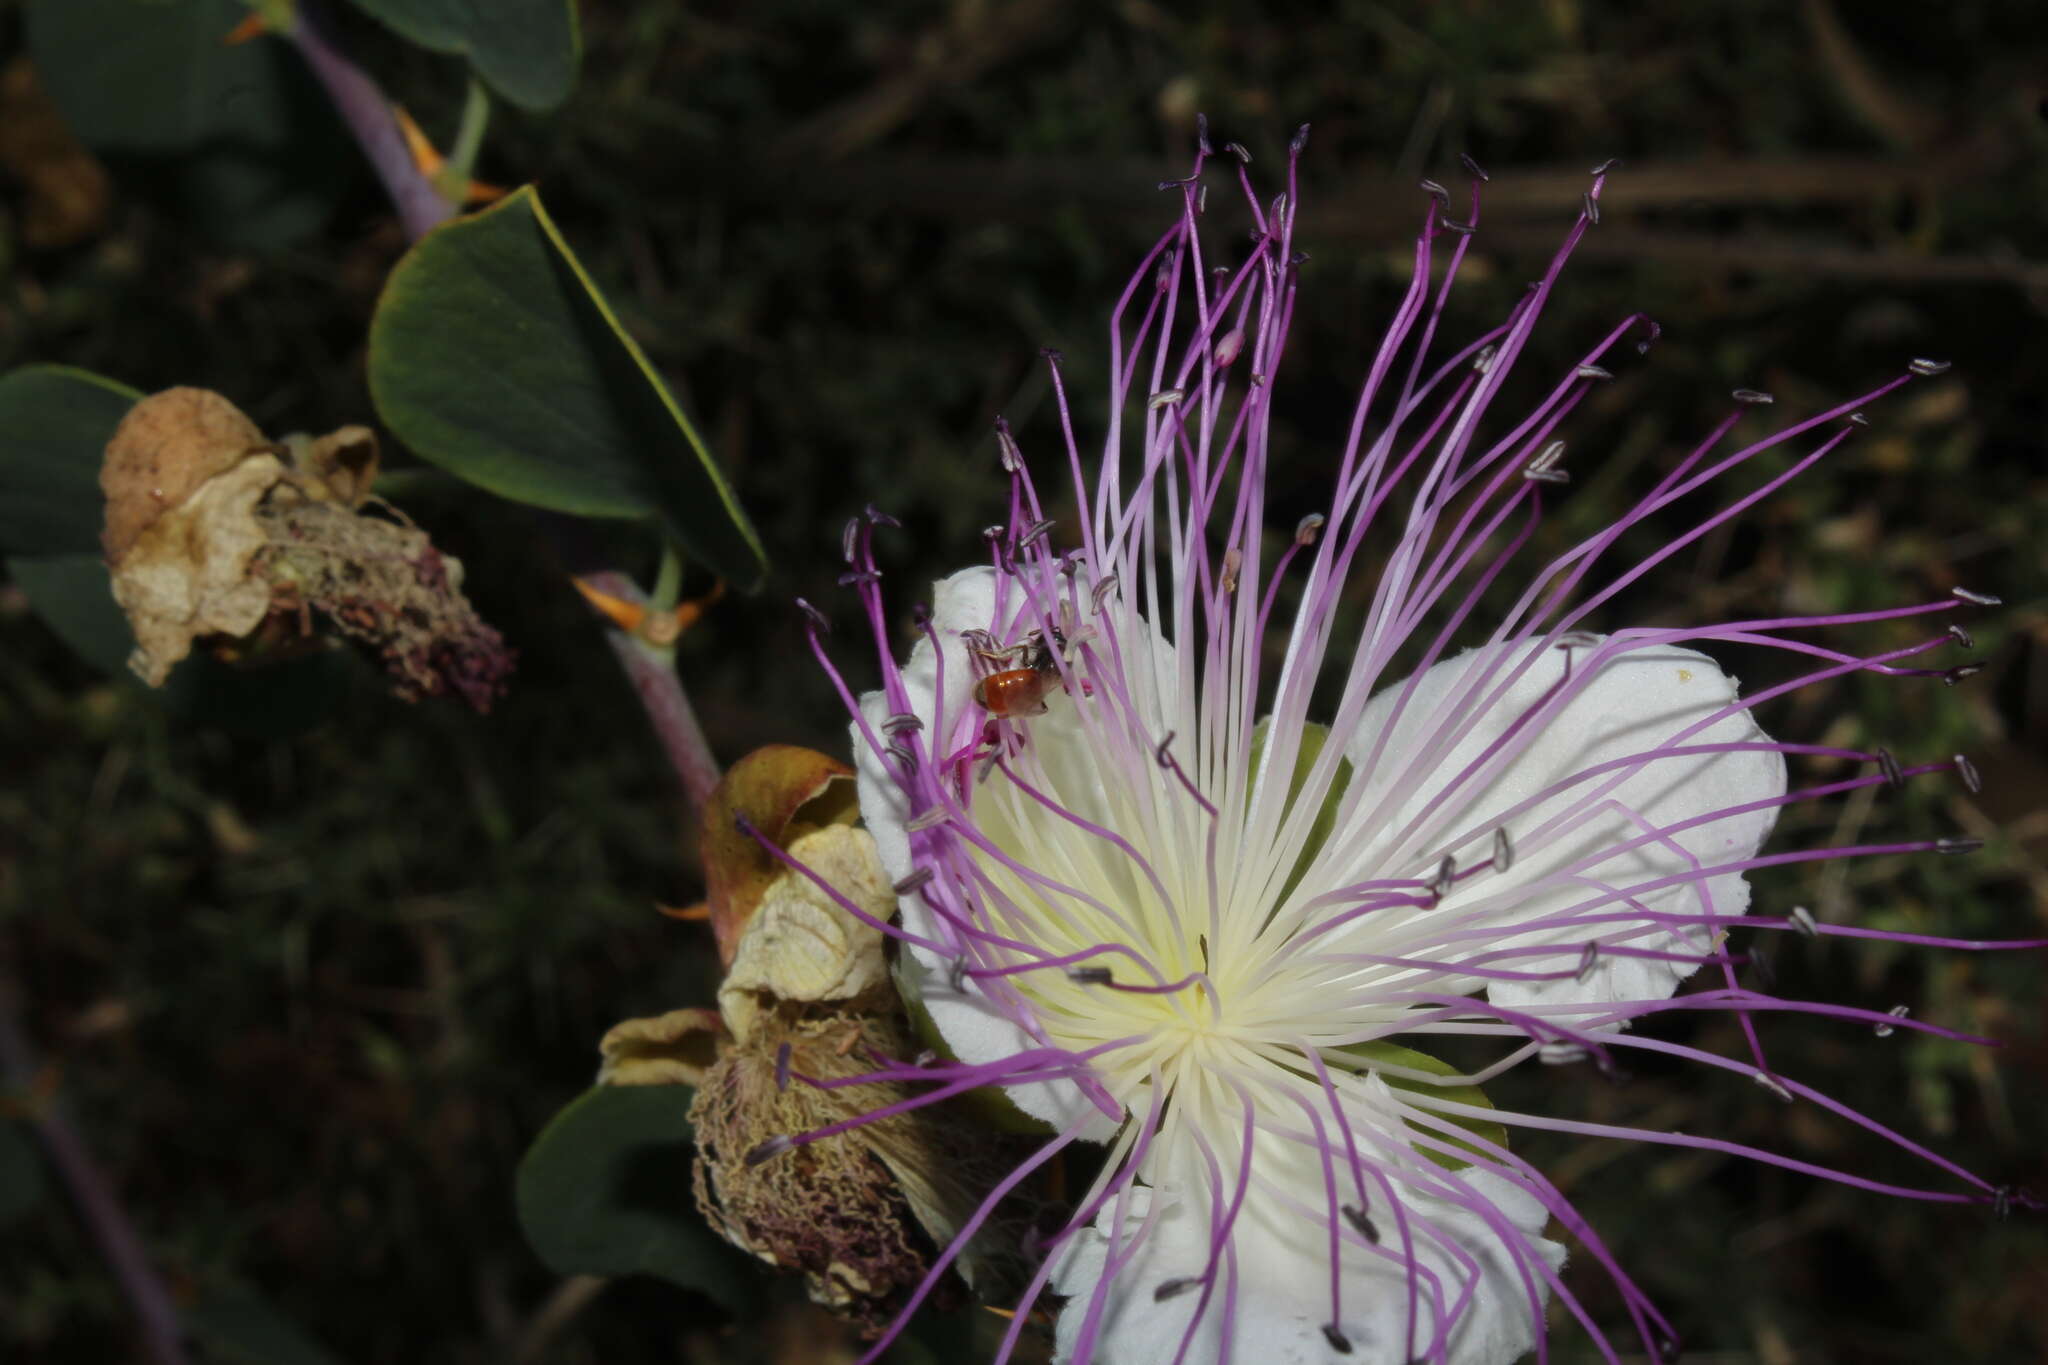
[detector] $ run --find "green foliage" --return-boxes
[0,366,139,558]
[24,0,350,248]
[1342,1040,1510,1172]
[367,188,767,589]
[183,1286,347,1365]
[516,1085,747,1306]
[345,0,581,112]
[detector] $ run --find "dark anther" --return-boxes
[1157,179,1191,192]
[910,603,931,630]
[1198,933,1210,971]
[1750,946,1776,989]
[1732,388,1774,405]
[1091,573,1121,610]
[1656,1335,1683,1364]
[1935,836,1984,855]
[1195,113,1212,155]
[732,812,758,839]
[1948,622,1975,648]
[1908,358,1952,376]
[885,740,918,770]
[1458,152,1490,182]
[744,1135,794,1167]
[1875,747,1904,788]
[1067,966,1115,986]
[1788,905,1818,938]
[1154,1276,1201,1302]
[774,1043,792,1092]
[946,957,968,992]
[1291,124,1311,153]
[1590,156,1623,175]
[913,1049,938,1067]
[864,503,901,528]
[1341,1204,1380,1243]
[1845,411,1871,427]
[1575,363,1613,380]
[1020,518,1059,548]
[1430,855,1457,897]
[1419,178,1450,205]
[1523,467,1570,485]
[1322,1324,1354,1355]
[1040,347,1064,364]
[842,516,862,562]
[1954,753,1982,793]
[1225,141,1252,163]
[1155,731,1178,767]
[1492,827,1515,873]
[1576,941,1600,981]
[1289,249,1311,266]
[1295,513,1326,546]
[795,598,831,633]
[1875,1004,1908,1038]
[837,569,880,587]
[1950,586,2002,606]
[1943,663,1985,686]
[1540,1040,1588,1066]
[1555,631,1599,648]
[1581,191,1601,225]
[893,867,935,895]
[881,712,923,736]
[1530,440,1567,473]
[1438,216,1477,236]
[1473,344,1497,373]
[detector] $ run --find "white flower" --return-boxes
[766,135,2013,1365]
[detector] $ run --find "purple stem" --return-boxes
[290,7,726,807]
[0,989,191,1365]
[584,572,722,813]
[286,0,455,242]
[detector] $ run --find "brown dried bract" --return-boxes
[99,387,514,710]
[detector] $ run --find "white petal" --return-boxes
[1339,636,1785,1011]
[1051,1159,1560,1365]
[853,566,1105,1133]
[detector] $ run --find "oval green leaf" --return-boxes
[344,0,580,111]
[515,1085,747,1306]
[0,365,140,556]
[368,188,766,589]
[26,0,349,249]
[1343,1040,1509,1172]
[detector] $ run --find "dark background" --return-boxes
[1,1,2044,1361]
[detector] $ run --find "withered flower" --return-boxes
[99,386,512,710]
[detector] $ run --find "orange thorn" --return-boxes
[984,1306,1018,1321]
[572,576,649,635]
[657,902,711,922]
[644,580,727,647]
[223,12,269,45]
[462,179,510,206]
[393,105,446,178]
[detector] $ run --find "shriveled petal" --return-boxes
[1339,636,1785,1011]
[1050,1162,1560,1365]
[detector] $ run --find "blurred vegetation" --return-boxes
[1,0,2044,1362]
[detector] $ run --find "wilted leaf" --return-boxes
[700,745,859,967]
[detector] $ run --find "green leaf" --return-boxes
[1342,1040,1509,1172]
[515,1085,747,1305]
[1248,716,1354,907]
[0,1122,49,1229]
[0,366,140,557]
[344,0,580,111]
[8,554,357,738]
[183,1286,347,1365]
[368,187,766,589]
[26,0,350,249]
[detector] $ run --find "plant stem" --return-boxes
[292,9,725,804]
[0,986,191,1365]
[439,78,493,206]
[286,0,454,242]
[582,571,722,814]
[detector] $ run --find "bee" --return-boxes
[970,628,1067,718]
